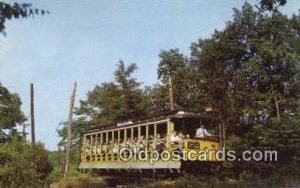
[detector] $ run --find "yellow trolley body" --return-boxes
[79,111,221,170]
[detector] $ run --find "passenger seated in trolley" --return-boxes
[178,132,184,148]
[170,131,185,149]
[132,137,139,155]
[185,133,190,139]
[156,134,165,153]
[139,136,146,150]
[125,138,131,148]
[170,131,180,146]
[101,143,107,153]
[195,124,211,138]
[85,139,91,155]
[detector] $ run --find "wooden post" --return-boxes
[30,83,35,144]
[58,146,61,166]
[219,119,226,148]
[22,124,25,141]
[64,82,77,176]
[168,77,174,111]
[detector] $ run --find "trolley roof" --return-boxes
[85,110,216,134]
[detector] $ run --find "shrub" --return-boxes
[0,137,52,187]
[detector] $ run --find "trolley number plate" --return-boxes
[188,142,200,149]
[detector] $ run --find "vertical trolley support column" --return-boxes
[167,120,174,148]
[124,129,127,160]
[138,126,141,152]
[83,134,86,162]
[124,128,127,142]
[219,122,222,148]
[95,134,98,160]
[91,134,94,160]
[117,130,120,144]
[100,133,103,162]
[131,128,134,150]
[154,124,157,149]
[146,124,149,152]
[106,131,108,162]
[112,131,115,161]
[117,130,120,161]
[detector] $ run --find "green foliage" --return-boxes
[45,166,62,185]
[58,61,150,148]
[154,2,300,178]
[76,60,149,127]
[258,0,287,12]
[0,83,26,143]
[157,49,198,109]
[145,84,170,113]
[0,137,52,187]
[158,49,187,83]
[250,117,300,172]
[192,2,300,177]
[0,2,48,33]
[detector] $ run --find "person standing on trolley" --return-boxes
[195,124,211,138]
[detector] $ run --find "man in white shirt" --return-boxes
[195,125,211,138]
[170,131,179,143]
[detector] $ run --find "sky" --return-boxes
[0,0,299,151]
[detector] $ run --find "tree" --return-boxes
[0,83,25,143]
[60,61,150,141]
[189,2,300,176]
[190,2,299,130]
[0,2,48,34]
[157,49,194,110]
[258,0,287,12]
[145,84,170,113]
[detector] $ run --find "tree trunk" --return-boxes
[168,77,174,111]
[274,95,280,121]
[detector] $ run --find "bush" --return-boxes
[0,137,53,187]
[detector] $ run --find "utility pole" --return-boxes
[57,146,61,166]
[168,77,174,111]
[30,83,35,144]
[64,82,77,176]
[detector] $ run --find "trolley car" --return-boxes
[79,111,222,173]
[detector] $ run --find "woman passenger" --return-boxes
[185,134,190,139]
[140,136,146,151]
[156,134,165,153]
[132,137,138,155]
[112,140,119,154]
[178,132,184,148]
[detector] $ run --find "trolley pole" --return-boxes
[64,82,77,176]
